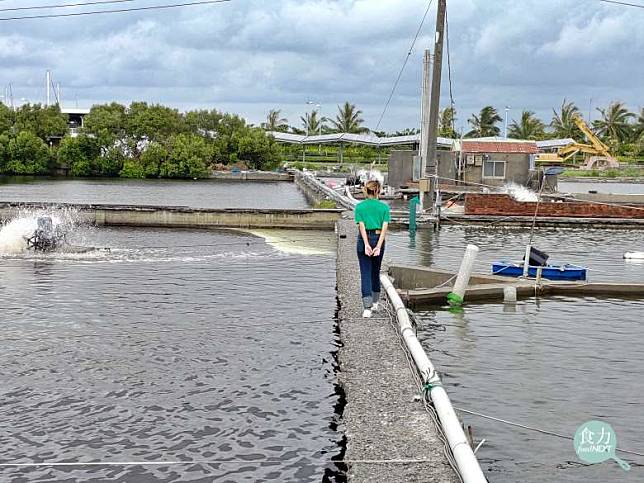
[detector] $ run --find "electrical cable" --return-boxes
[598,0,644,7]
[0,0,230,21]
[0,0,136,13]
[374,0,434,132]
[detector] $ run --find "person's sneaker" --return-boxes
[362,309,372,318]
[372,302,379,312]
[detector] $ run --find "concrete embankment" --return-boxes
[0,202,342,230]
[336,219,459,482]
[209,171,293,181]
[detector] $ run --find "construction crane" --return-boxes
[537,114,619,169]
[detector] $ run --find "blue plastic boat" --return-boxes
[492,261,587,281]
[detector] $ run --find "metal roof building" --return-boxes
[267,131,454,149]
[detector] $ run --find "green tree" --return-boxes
[593,101,635,146]
[0,103,14,134]
[13,104,67,141]
[508,110,546,140]
[83,102,128,143]
[0,133,10,172]
[127,102,186,143]
[300,110,327,135]
[550,99,583,140]
[57,135,101,177]
[185,109,223,134]
[97,146,126,176]
[262,109,289,132]
[466,106,502,137]
[439,107,457,138]
[159,133,211,178]
[235,127,281,170]
[6,131,50,174]
[331,102,369,133]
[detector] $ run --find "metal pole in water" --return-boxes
[447,244,479,306]
[409,196,419,234]
[523,244,531,278]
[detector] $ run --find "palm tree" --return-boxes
[550,99,583,140]
[636,108,644,139]
[466,106,502,137]
[300,110,327,135]
[262,109,288,132]
[439,107,457,138]
[331,102,369,134]
[508,110,546,140]
[593,101,635,146]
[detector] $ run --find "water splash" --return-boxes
[503,182,539,202]
[0,208,79,255]
[356,169,385,186]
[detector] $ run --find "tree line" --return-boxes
[0,102,282,178]
[265,100,644,158]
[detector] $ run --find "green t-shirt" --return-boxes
[354,199,391,230]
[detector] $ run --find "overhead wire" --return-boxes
[0,0,231,21]
[374,0,434,132]
[598,0,644,7]
[0,0,136,13]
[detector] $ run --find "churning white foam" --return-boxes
[503,182,539,202]
[0,210,76,255]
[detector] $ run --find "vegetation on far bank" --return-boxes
[0,102,282,178]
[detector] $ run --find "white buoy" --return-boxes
[624,252,644,260]
[447,244,479,306]
[503,286,517,303]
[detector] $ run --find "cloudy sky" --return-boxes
[1,0,642,133]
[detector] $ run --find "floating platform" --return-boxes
[388,265,644,309]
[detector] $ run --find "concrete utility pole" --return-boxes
[419,49,431,208]
[423,0,447,209]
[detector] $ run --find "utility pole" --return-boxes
[419,49,431,208]
[422,0,447,210]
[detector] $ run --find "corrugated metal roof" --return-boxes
[267,131,453,148]
[536,138,575,149]
[462,140,539,154]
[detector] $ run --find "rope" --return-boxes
[455,407,644,458]
[374,0,434,132]
[0,458,457,468]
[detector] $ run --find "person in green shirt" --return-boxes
[354,179,391,318]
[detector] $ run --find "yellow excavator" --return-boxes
[537,114,619,170]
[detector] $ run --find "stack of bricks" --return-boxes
[464,194,644,219]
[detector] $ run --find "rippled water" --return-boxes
[384,226,644,482]
[0,227,341,482]
[0,177,310,210]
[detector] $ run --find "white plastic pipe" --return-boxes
[381,275,487,483]
[381,275,436,382]
[448,244,479,305]
[523,244,532,278]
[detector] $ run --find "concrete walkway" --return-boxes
[336,219,459,483]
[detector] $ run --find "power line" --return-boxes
[0,0,231,21]
[374,0,435,132]
[0,0,136,13]
[598,0,644,7]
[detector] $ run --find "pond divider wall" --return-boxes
[0,202,343,230]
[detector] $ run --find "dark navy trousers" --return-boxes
[357,232,385,309]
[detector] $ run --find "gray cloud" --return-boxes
[0,0,641,132]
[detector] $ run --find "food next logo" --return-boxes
[574,420,630,472]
